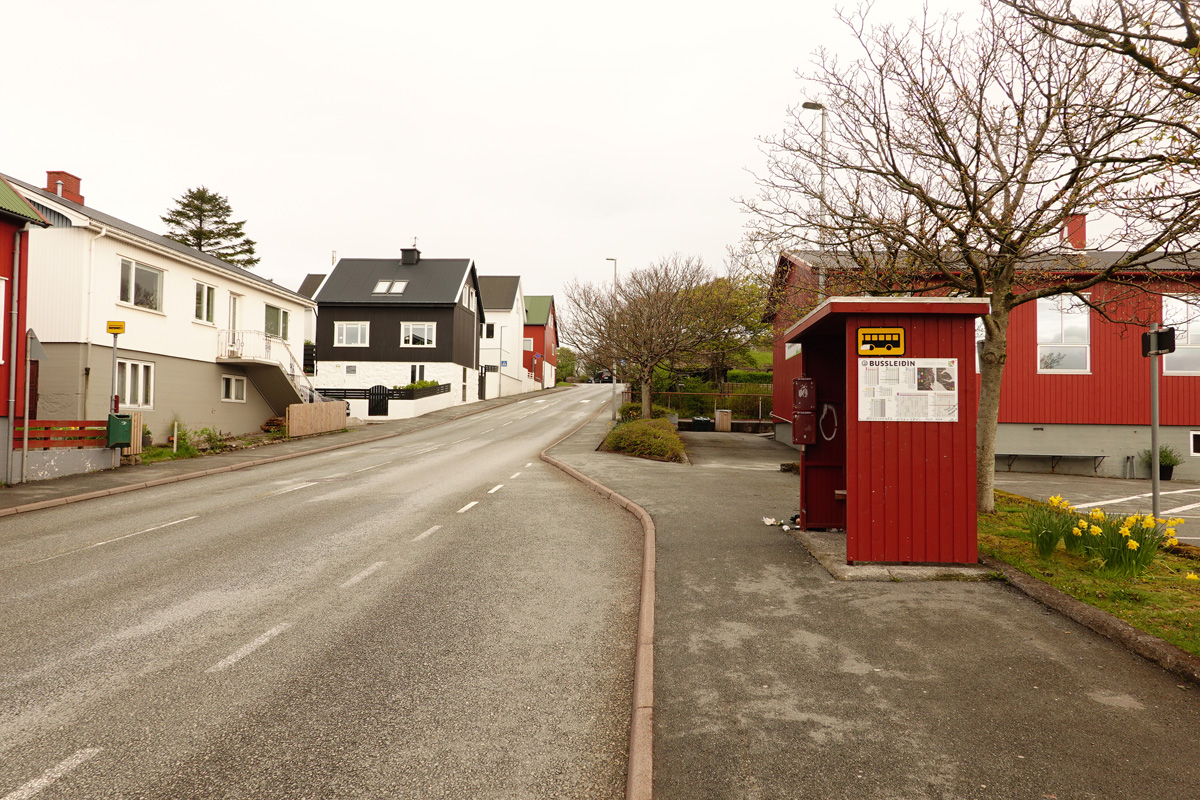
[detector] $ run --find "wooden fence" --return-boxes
[286,401,347,437]
[13,419,107,450]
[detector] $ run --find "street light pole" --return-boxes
[802,100,828,293]
[606,257,618,421]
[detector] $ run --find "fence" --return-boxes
[286,401,347,437]
[315,383,451,401]
[13,419,108,450]
[623,390,774,420]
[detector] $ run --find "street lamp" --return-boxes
[802,100,828,293]
[606,257,618,420]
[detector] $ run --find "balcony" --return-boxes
[217,330,319,413]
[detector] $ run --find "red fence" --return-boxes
[13,419,107,450]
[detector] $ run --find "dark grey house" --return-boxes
[312,248,485,418]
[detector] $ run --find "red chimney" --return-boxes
[45,170,84,205]
[1062,213,1086,249]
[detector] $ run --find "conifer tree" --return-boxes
[161,186,260,269]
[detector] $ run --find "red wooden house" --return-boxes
[0,175,49,482]
[768,239,1200,482]
[523,295,559,388]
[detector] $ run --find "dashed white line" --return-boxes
[580,399,591,403]
[32,517,199,564]
[3,748,102,800]
[502,421,513,426]
[457,501,478,513]
[205,623,292,673]
[450,438,470,445]
[352,461,391,473]
[510,472,521,479]
[480,428,494,434]
[270,482,318,497]
[341,561,387,588]
[411,525,442,542]
[488,484,504,494]
[525,462,533,467]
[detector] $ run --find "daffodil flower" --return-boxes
[1187,573,1198,581]
[1127,539,1140,550]
[1119,527,1131,537]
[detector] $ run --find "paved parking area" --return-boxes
[994,471,1200,542]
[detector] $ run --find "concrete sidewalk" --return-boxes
[548,422,1200,800]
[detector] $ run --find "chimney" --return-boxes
[401,247,421,266]
[45,170,84,205]
[1062,213,1086,250]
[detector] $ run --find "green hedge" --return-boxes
[619,402,674,422]
[602,419,686,462]
[725,369,772,383]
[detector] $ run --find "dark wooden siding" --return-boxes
[317,305,460,364]
[452,304,480,368]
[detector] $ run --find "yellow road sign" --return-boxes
[107,321,125,334]
[857,327,905,356]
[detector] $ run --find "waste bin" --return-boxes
[692,416,714,432]
[107,413,133,448]
[715,409,732,432]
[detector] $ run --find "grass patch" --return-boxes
[980,493,1200,657]
[600,418,686,463]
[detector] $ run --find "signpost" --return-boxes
[107,321,124,413]
[1143,325,1175,518]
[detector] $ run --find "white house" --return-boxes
[477,275,530,397]
[6,170,318,442]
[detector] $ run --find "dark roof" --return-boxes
[525,295,554,325]
[478,275,520,310]
[316,257,475,305]
[297,273,326,299]
[0,172,310,304]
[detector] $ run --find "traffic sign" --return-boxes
[1142,327,1175,357]
[107,321,125,335]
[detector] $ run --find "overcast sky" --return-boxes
[5,0,970,299]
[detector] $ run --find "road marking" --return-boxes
[501,421,513,426]
[2,748,102,800]
[1073,486,1200,509]
[488,484,504,494]
[206,623,292,673]
[450,438,469,445]
[352,461,391,473]
[411,525,442,542]
[510,472,521,479]
[31,517,199,564]
[341,561,387,588]
[270,482,318,496]
[580,399,591,403]
[480,428,494,434]
[457,501,478,513]
[525,462,533,468]
[1164,500,1200,514]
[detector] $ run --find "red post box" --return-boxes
[782,297,990,565]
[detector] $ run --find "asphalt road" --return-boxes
[0,386,641,799]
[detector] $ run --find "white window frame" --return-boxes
[0,277,6,365]
[194,281,217,324]
[1190,431,1200,457]
[402,322,436,348]
[523,337,533,351]
[120,258,164,312]
[334,321,370,347]
[221,374,247,403]
[265,304,290,339]
[1163,295,1200,375]
[116,358,154,409]
[1036,294,1091,374]
[373,280,408,295]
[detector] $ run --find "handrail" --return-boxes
[217,329,319,402]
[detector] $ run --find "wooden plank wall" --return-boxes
[123,411,144,456]
[286,402,346,437]
[13,419,107,450]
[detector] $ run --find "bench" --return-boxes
[996,454,1106,473]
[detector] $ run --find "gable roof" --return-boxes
[478,275,520,311]
[0,175,49,227]
[297,273,327,299]
[1,172,311,305]
[524,295,554,325]
[316,257,475,306]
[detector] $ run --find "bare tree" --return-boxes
[561,255,762,419]
[741,0,1200,512]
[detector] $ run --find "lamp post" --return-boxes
[802,100,828,294]
[606,257,618,420]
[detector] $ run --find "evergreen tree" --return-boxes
[161,186,260,269]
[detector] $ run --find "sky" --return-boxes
[4,0,971,300]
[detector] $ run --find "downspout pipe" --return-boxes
[6,226,25,485]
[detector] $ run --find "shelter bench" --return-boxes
[996,453,1106,473]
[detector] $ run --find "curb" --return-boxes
[982,555,1200,685]
[540,407,654,800]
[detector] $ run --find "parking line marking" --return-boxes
[3,748,103,800]
[488,485,504,494]
[341,561,387,588]
[411,525,442,542]
[32,517,199,564]
[206,623,292,673]
[1164,500,1200,514]
[457,502,478,514]
[1075,486,1200,509]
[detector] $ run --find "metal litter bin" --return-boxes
[107,413,133,448]
[691,416,714,432]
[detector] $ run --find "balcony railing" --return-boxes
[217,329,319,403]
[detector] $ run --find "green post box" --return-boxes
[107,413,133,448]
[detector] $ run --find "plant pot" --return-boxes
[1160,464,1175,481]
[142,433,153,447]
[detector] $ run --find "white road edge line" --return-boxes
[488,485,503,494]
[32,516,199,564]
[2,748,102,800]
[510,472,521,479]
[411,525,442,542]
[271,482,318,496]
[205,623,292,673]
[340,561,387,588]
[457,501,478,513]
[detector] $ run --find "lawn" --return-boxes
[980,492,1200,658]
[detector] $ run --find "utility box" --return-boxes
[783,297,990,565]
[714,409,732,432]
[106,413,133,449]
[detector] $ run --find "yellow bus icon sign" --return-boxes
[857,327,905,356]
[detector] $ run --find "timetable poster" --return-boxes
[858,358,958,422]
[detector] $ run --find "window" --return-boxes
[523,338,533,351]
[335,321,369,347]
[1163,296,1200,374]
[0,278,5,365]
[410,364,425,384]
[266,304,290,339]
[402,322,436,347]
[484,323,495,339]
[195,282,216,323]
[221,374,246,402]
[116,359,154,408]
[120,258,163,311]
[373,280,407,294]
[1191,431,1200,457]
[1036,295,1090,373]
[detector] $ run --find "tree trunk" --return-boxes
[976,306,1010,514]
[641,380,652,420]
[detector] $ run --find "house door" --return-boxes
[462,368,467,402]
[368,384,390,416]
[478,371,487,400]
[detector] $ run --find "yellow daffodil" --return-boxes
[1119,527,1131,537]
[1089,508,1106,521]
[1048,495,1063,507]
[1168,538,1179,547]
[1127,539,1140,550]
[1166,528,1176,537]
[1187,573,1198,581]
[1077,519,1088,529]
[1142,517,1156,528]
[1089,525,1102,536]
